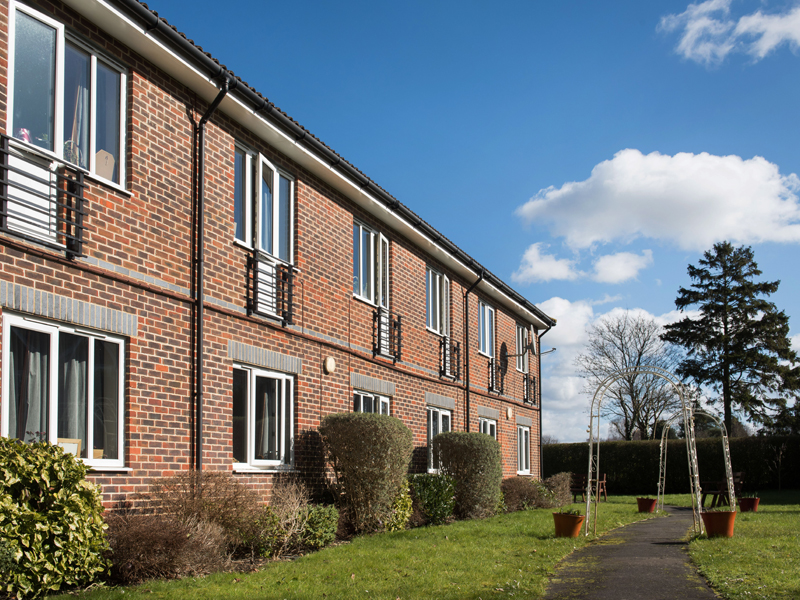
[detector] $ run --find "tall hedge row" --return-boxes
[543,435,799,495]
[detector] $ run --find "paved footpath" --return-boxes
[543,506,719,600]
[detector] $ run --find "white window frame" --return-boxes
[479,417,497,439]
[232,365,294,469]
[353,221,389,308]
[353,390,390,415]
[8,1,127,187]
[516,323,529,373]
[233,145,295,265]
[517,425,531,475]
[427,406,452,472]
[426,267,450,336]
[479,301,495,358]
[1,312,125,469]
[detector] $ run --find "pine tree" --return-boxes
[661,242,800,435]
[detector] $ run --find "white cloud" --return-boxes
[592,250,653,283]
[660,0,800,66]
[511,243,582,283]
[516,149,800,252]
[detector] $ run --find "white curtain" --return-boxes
[57,333,88,456]
[9,327,50,441]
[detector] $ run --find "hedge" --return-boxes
[543,435,799,495]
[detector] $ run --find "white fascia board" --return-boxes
[63,0,552,330]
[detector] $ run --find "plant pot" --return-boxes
[553,513,585,538]
[738,497,760,512]
[636,498,657,513]
[701,510,736,538]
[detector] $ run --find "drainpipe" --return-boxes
[537,325,552,479]
[463,269,484,433]
[194,76,231,471]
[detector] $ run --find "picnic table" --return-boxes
[700,472,744,508]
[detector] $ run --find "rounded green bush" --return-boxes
[0,439,108,598]
[433,431,502,519]
[409,473,455,525]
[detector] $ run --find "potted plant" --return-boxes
[701,507,737,538]
[636,497,657,513]
[553,508,585,538]
[738,492,760,513]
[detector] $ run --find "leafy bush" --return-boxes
[0,538,14,581]
[0,439,109,599]
[501,477,537,512]
[409,473,455,525]
[320,412,413,533]
[387,481,413,532]
[301,505,339,550]
[267,479,310,557]
[434,432,502,519]
[543,472,572,507]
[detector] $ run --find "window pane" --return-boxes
[234,149,246,242]
[353,393,362,412]
[232,369,247,463]
[363,395,374,413]
[361,229,372,299]
[14,11,56,151]
[93,339,119,460]
[63,44,90,169]
[441,412,450,433]
[254,376,279,460]
[9,327,50,441]
[479,306,486,353]
[57,333,88,457]
[260,165,273,254]
[283,380,291,463]
[380,237,388,308]
[488,309,494,357]
[277,175,291,262]
[352,224,360,295]
[95,62,121,183]
[426,269,431,329]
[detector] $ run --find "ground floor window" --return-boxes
[479,417,497,439]
[353,391,390,415]
[427,406,451,471]
[232,366,293,467]
[1,312,125,468]
[517,425,530,474]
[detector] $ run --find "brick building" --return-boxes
[0,0,556,506]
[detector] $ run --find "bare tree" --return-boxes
[575,311,681,440]
[541,434,559,445]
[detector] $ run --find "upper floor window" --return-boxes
[234,146,294,264]
[1,312,125,469]
[353,221,388,307]
[479,301,495,357]
[353,391,390,415]
[516,324,529,373]
[426,267,450,335]
[9,2,127,185]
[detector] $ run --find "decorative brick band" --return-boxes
[228,340,303,375]
[516,415,532,427]
[425,392,455,410]
[351,373,395,396]
[0,281,137,336]
[477,405,500,420]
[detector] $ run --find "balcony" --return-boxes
[0,135,86,258]
[488,356,504,394]
[247,252,294,326]
[523,373,537,406]
[373,306,402,362]
[439,337,461,380]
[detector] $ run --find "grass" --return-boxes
[52,496,661,600]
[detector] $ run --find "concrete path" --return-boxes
[543,506,719,600]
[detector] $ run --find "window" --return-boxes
[8,2,127,185]
[1,313,125,468]
[232,366,293,467]
[352,221,389,307]
[233,146,294,264]
[426,267,450,335]
[479,301,495,357]
[427,406,451,471]
[353,391,390,415]
[479,417,497,439]
[517,426,530,474]
[516,324,529,373]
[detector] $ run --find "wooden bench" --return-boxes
[570,473,608,502]
[701,472,744,508]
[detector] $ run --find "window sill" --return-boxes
[478,351,494,359]
[232,464,295,473]
[88,466,132,473]
[352,293,378,308]
[517,471,531,476]
[426,326,446,337]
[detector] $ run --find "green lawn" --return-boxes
[52,496,660,600]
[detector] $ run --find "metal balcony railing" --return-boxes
[247,252,294,326]
[373,306,402,362]
[523,373,537,406]
[0,135,86,258]
[488,356,504,394]
[439,337,461,380]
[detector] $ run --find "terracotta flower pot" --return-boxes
[701,510,736,538]
[553,513,585,538]
[636,498,657,513]
[738,497,760,512]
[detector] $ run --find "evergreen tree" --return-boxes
[661,242,800,434]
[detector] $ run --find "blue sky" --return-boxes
[152,0,800,442]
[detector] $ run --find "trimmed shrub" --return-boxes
[267,479,310,557]
[387,481,413,532]
[301,504,339,550]
[320,412,413,533]
[0,439,109,599]
[543,472,572,507]
[409,473,455,525]
[501,477,538,512]
[434,432,502,519]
